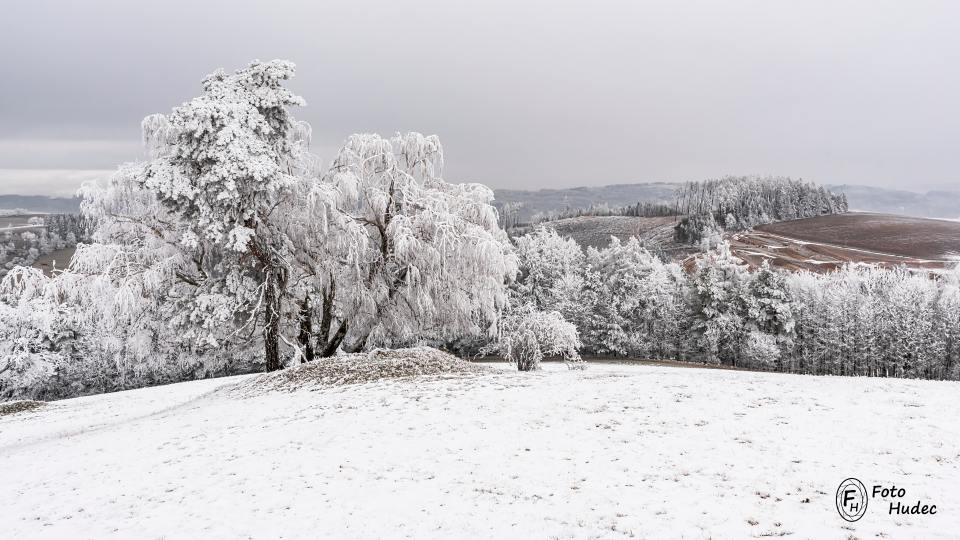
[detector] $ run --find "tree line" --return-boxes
[673,176,849,243]
[499,177,847,247]
[511,227,959,379]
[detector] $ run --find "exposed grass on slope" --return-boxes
[234,347,489,395]
[0,400,45,417]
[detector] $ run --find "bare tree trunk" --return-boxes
[264,268,282,372]
[297,295,315,363]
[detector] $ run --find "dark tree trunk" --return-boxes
[264,268,283,372]
[318,277,335,347]
[297,295,315,363]
[320,320,348,358]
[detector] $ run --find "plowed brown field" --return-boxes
[728,213,960,272]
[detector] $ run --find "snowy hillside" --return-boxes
[2,363,957,539]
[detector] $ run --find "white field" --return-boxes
[2,363,958,539]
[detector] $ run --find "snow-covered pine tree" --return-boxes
[130,60,311,371]
[689,241,749,365]
[742,261,795,369]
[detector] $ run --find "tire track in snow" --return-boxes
[0,376,247,455]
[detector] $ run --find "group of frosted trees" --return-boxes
[1,60,955,401]
[512,227,960,379]
[674,176,849,243]
[0,60,547,400]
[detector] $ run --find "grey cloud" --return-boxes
[0,0,958,194]
[0,169,112,197]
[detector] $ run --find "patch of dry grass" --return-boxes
[234,347,489,396]
[0,400,45,417]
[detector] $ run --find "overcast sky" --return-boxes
[1,0,958,196]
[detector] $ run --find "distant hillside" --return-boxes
[493,182,678,220]
[827,185,960,219]
[494,182,960,221]
[0,195,82,213]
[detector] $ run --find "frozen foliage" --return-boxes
[299,133,517,358]
[0,61,310,399]
[512,226,583,314]
[234,347,488,394]
[688,241,753,364]
[674,176,848,244]
[493,226,584,370]
[579,237,688,359]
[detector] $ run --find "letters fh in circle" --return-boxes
[836,478,868,522]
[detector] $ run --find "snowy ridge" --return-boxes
[1,363,957,538]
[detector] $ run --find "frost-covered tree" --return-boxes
[512,226,584,316]
[689,241,749,364]
[0,268,70,399]
[577,237,688,358]
[739,261,795,369]
[1,60,317,399]
[741,330,781,368]
[936,267,960,378]
[297,132,518,356]
[128,60,311,371]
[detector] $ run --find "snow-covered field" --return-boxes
[2,363,958,539]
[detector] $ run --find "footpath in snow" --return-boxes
[1,363,958,539]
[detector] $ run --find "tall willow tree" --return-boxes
[296,133,519,356]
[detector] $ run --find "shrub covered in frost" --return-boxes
[489,309,581,371]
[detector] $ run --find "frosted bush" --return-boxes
[492,309,581,372]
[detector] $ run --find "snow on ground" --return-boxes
[1,363,958,539]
